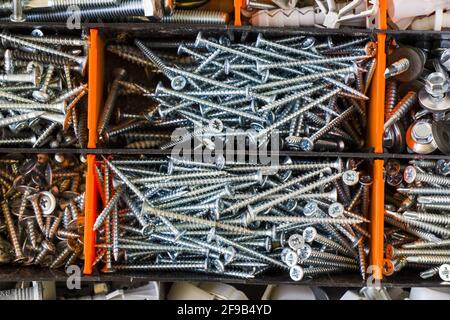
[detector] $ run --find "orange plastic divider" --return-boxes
[367,0,387,280]
[234,0,243,26]
[87,29,104,150]
[370,160,385,280]
[83,29,104,275]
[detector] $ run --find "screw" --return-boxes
[385,58,410,79]
[0,32,88,75]
[10,0,26,22]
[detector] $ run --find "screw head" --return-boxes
[264,237,272,253]
[425,72,448,98]
[297,243,312,261]
[141,223,155,237]
[359,175,373,186]
[39,191,56,216]
[289,265,304,281]
[41,240,56,254]
[170,76,186,91]
[33,89,50,102]
[213,258,225,272]
[206,228,216,243]
[223,246,236,265]
[303,201,318,217]
[328,202,344,218]
[303,227,317,243]
[342,170,360,186]
[403,165,417,184]
[284,250,299,267]
[288,234,305,251]
[299,137,314,151]
[385,244,394,259]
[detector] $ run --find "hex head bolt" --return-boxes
[34,240,56,265]
[97,68,127,137]
[418,72,450,121]
[384,91,418,131]
[2,200,25,262]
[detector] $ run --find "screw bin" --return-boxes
[0,0,448,287]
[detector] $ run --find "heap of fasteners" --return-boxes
[0,154,85,268]
[384,159,450,279]
[99,33,376,151]
[93,156,372,281]
[384,44,450,155]
[0,30,88,148]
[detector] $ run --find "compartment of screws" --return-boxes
[0,153,86,269]
[384,36,450,156]
[0,30,89,149]
[383,158,450,280]
[98,31,376,153]
[91,155,373,281]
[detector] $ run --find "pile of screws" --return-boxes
[384,159,450,279]
[93,156,372,281]
[0,30,88,148]
[0,153,85,268]
[99,33,376,152]
[384,44,450,155]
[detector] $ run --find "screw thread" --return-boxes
[107,45,158,69]
[385,58,410,79]
[415,172,450,186]
[309,250,356,264]
[397,187,450,195]
[2,200,24,260]
[162,10,228,24]
[93,187,122,231]
[33,122,59,147]
[304,258,359,270]
[385,80,398,120]
[406,255,450,265]
[384,91,417,130]
[11,49,71,66]
[403,211,450,225]
[26,0,146,21]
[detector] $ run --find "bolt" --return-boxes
[10,0,26,22]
